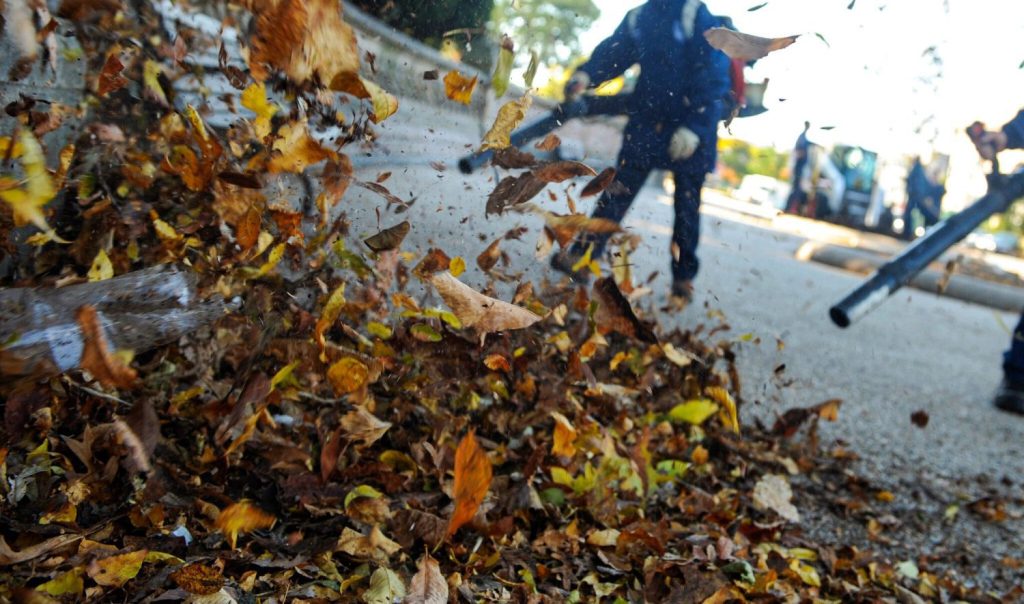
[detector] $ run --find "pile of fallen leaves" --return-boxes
[0,1,1018,603]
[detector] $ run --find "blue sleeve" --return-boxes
[576,11,639,85]
[1003,109,1024,149]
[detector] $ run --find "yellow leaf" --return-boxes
[669,399,719,425]
[315,283,347,361]
[480,94,531,151]
[270,360,301,390]
[327,357,370,396]
[144,550,184,564]
[443,70,478,104]
[662,343,700,367]
[87,249,114,282]
[330,72,399,123]
[706,386,740,433]
[447,430,493,537]
[143,60,169,106]
[241,81,278,138]
[550,412,577,458]
[0,129,63,240]
[491,35,515,97]
[571,243,600,277]
[367,322,393,340]
[255,242,286,277]
[87,549,148,588]
[215,501,276,549]
[550,466,573,486]
[36,568,84,596]
[789,559,821,587]
[152,216,182,242]
[449,256,466,277]
[344,484,383,509]
[586,528,620,547]
[39,502,77,525]
[268,120,335,173]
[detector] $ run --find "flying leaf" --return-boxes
[753,474,800,522]
[524,50,540,88]
[704,28,799,61]
[533,160,596,184]
[814,32,830,47]
[543,213,621,247]
[476,238,502,272]
[535,134,561,152]
[363,567,405,604]
[97,51,128,96]
[429,272,544,337]
[593,277,657,342]
[748,2,768,10]
[444,70,478,105]
[413,248,451,278]
[245,0,360,86]
[77,305,138,389]
[407,554,448,604]
[315,283,346,361]
[268,120,336,173]
[491,35,515,98]
[550,412,577,458]
[363,221,410,252]
[447,429,493,537]
[330,72,400,123]
[486,172,546,215]
[492,146,538,169]
[87,549,148,588]
[241,81,279,139]
[449,256,466,277]
[481,94,532,151]
[215,501,276,549]
[0,129,62,239]
[581,167,617,197]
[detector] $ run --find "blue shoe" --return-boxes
[993,378,1024,415]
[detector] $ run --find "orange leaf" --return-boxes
[550,412,577,458]
[76,305,138,389]
[443,71,478,105]
[97,51,128,97]
[446,430,492,537]
[236,206,261,251]
[327,357,369,396]
[170,563,225,596]
[483,354,511,373]
[216,501,276,549]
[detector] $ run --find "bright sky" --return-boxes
[582,0,1024,157]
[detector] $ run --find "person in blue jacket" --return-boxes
[973,108,1024,413]
[550,0,731,303]
[901,156,942,239]
[785,121,812,215]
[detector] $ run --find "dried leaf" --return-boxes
[486,172,546,216]
[704,27,799,61]
[236,206,262,251]
[36,568,84,597]
[337,526,401,563]
[364,221,410,252]
[97,51,127,96]
[215,501,276,549]
[476,238,502,272]
[245,0,360,86]
[443,71,478,105]
[406,554,448,604]
[533,160,596,184]
[0,534,82,566]
[581,167,617,197]
[544,213,621,247]
[170,563,225,596]
[241,81,278,139]
[340,405,391,448]
[315,283,346,361]
[268,120,335,173]
[491,35,515,98]
[87,249,114,282]
[492,147,538,169]
[550,412,577,458]
[429,272,544,337]
[87,549,148,588]
[483,354,511,373]
[363,567,405,604]
[753,474,800,522]
[0,129,62,239]
[327,357,370,396]
[77,305,138,389]
[593,277,657,343]
[447,429,493,537]
[535,134,561,152]
[706,386,740,434]
[413,248,451,278]
[330,72,399,123]
[481,94,531,151]
[669,400,719,426]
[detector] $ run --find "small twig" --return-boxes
[297,391,351,406]
[66,380,130,407]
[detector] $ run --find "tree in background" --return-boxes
[489,0,600,68]
[718,139,789,187]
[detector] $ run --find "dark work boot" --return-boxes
[670,279,693,307]
[993,377,1024,415]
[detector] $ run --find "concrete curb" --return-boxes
[797,242,1024,313]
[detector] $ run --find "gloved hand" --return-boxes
[972,128,1007,161]
[563,71,590,101]
[669,126,700,161]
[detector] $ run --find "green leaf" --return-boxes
[655,459,690,480]
[721,560,756,584]
[524,51,539,88]
[539,487,566,506]
[814,32,830,47]
[270,361,301,390]
[668,399,719,425]
[344,485,384,510]
[492,35,515,98]
[410,323,443,343]
[747,2,768,11]
[363,568,405,604]
[367,322,393,340]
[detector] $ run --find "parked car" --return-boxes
[735,174,787,211]
[965,231,1020,255]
